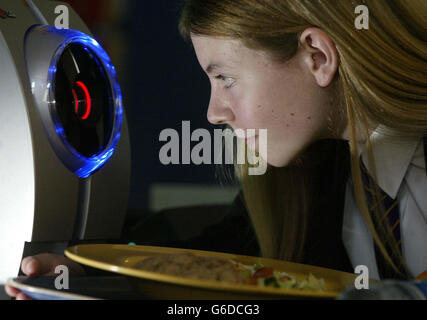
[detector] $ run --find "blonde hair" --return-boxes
[179,0,427,278]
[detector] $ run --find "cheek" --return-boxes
[230,77,327,137]
[273,112,326,146]
[267,89,327,137]
[236,104,275,131]
[251,98,325,158]
[237,86,284,126]
[228,91,264,128]
[282,112,315,131]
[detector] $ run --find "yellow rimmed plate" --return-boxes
[65,244,358,300]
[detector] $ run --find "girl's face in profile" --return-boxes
[191,34,340,167]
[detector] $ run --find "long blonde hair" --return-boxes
[179,0,427,278]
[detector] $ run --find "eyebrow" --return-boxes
[205,64,221,74]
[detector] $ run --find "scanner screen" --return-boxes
[53,43,114,157]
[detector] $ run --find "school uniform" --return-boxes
[343,127,427,279]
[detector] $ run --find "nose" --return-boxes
[206,93,234,125]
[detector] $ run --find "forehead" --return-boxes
[191,35,268,69]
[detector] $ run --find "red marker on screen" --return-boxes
[73,81,92,120]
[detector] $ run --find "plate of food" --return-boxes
[65,244,358,299]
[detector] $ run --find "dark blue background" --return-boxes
[120,1,219,209]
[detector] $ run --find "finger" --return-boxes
[21,256,43,276]
[5,285,20,297]
[22,253,85,276]
[21,254,57,276]
[16,292,32,300]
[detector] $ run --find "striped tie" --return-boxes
[360,160,409,280]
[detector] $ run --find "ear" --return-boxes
[299,28,338,87]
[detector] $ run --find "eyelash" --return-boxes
[215,75,235,89]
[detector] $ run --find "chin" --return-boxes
[265,149,304,168]
[265,155,291,168]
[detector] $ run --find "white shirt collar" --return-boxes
[359,125,422,199]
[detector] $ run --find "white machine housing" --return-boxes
[0,0,131,283]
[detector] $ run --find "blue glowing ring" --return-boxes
[45,26,123,178]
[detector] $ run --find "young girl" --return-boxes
[6,0,426,299]
[179,0,426,281]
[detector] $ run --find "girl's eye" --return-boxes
[215,75,235,89]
